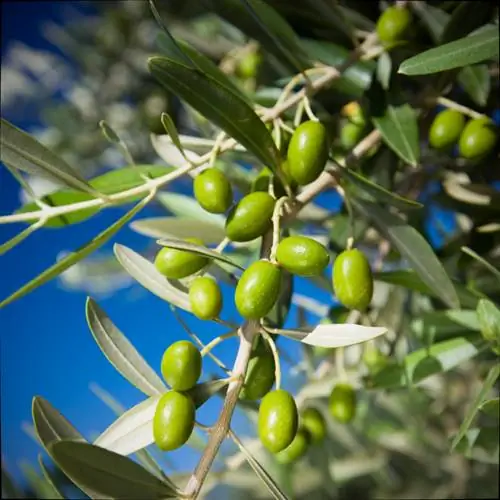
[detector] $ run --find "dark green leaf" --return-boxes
[38,456,65,499]
[457,65,491,107]
[49,441,177,499]
[1,118,99,196]
[186,379,230,408]
[398,27,499,75]
[149,56,280,171]
[86,298,167,397]
[455,427,499,464]
[1,464,24,499]
[0,196,150,308]
[352,199,459,309]
[372,105,419,166]
[480,398,500,419]
[462,247,500,281]
[413,2,449,42]
[99,120,121,144]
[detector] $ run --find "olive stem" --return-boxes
[200,332,239,357]
[272,119,282,149]
[269,196,289,263]
[261,329,282,390]
[435,96,485,119]
[215,237,230,253]
[294,99,305,127]
[303,97,319,122]
[335,346,348,381]
[209,131,227,168]
[278,118,295,135]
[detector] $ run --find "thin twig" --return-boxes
[261,329,282,390]
[435,96,485,119]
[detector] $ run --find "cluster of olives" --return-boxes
[153,341,202,451]
[376,5,412,47]
[429,109,498,159]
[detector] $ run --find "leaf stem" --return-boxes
[270,196,289,263]
[200,332,239,357]
[261,329,281,390]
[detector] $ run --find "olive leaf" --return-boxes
[2,464,24,499]
[476,299,500,345]
[113,244,192,312]
[480,398,500,419]
[457,65,491,107]
[372,105,419,166]
[38,456,65,499]
[462,247,500,281]
[49,441,178,499]
[0,195,151,309]
[156,192,225,224]
[376,51,392,90]
[185,378,230,408]
[156,238,245,271]
[86,298,167,397]
[352,199,460,310]
[148,56,281,171]
[398,26,499,75]
[0,118,100,196]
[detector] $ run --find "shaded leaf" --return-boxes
[1,118,98,196]
[156,191,225,224]
[148,56,280,171]
[0,195,151,308]
[399,27,499,75]
[413,2,449,43]
[113,244,192,311]
[49,441,177,499]
[462,247,500,281]
[86,298,167,397]
[372,105,419,166]
[38,456,65,499]
[99,120,121,144]
[352,199,460,309]
[458,65,490,107]
[160,113,185,157]
[1,464,24,499]
[479,398,499,419]
[186,379,230,408]
[376,51,392,90]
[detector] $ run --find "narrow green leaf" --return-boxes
[1,464,24,499]
[376,51,392,90]
[113,244,192,311]
[157,238,245,271]
[476,299,500,345]
[229,431,290,500]
[352,199,460,309]
[0,195,151,308]
[49,441,177,499]
[398,27,499,75]
[457,65,491,106]
[0,222,41,256]
[372,105,419,166]
[99,120,121,144]
[451,364,500,450]
[20,461,60,500]
[186,379,230,408]
[148,56,280,171]
[86,298,167,397]
[130,217,226,244]
[413,2,449,42]
[462,247,500,281]
[1,118,99,196]
[38,456,65,499]
[160,113,185,156]
[479,398,500,419]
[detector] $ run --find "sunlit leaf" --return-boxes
[86,298,167,397]
[476,299,500,345]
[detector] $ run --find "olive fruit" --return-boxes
[153,391,195,451]
[332,249,373,311]
[194,168,233,214]
[458,117,498,159]
[342,101,366,127]
[189,276,222,320]
[340,121,365,151]
[155,238,208,279]
[329,383,357,424]
[237,52,262,79]
[275,428,310,465]
[428,109,466,150]
[287,120,329,186]
[276,235,330,277]
[362,344,387,374]
[376,6,411,45]
[235,260,282,319]
[301,407,327,444]
[240,341,275,401]
[258,389,299,453]
[161,340,202,391]
[225,192,275,242]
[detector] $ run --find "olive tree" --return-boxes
[1,1,499,499]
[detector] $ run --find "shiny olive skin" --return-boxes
[376,6,411,45]
[333,249,373,311]
[189,276,222,320]
[240,341,275,401]
[275,428,310,465]
[276,235,330,277]
[194,168,233,214]
[153,391,195,451]
[258,389,299,453]
[301,407,327,444]
[458,117,498,159]
[287,120,329,186]
[155,238,208,279]
[340,121,365,151]
[225,192,275,242]
[329,383,357,424]
[429,110,466,150]
[161,341,202,391]
[235,260,282,319]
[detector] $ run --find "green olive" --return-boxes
[332,249,373,311]
[161,340,202,391]
[276,235,330,277]
[258,389,299,453]
[340,121,365,151]
[429,109,466,150]
[287,120,329,186]
[275,428,310,465]
[153,391,195,451]
[194,168,233,214]
[155,238,208,279]
[251,167,287,198]
[329,383,357,424]
[240,341,275,401]
[225,192,275,242]
[376,6,412,45]
[301,407,327,444]
[237,52,262,79]
[362,344,388,374]
[235,260,282,319]
[189,276,222,320]
[458,117,498,159]
[342,101,366,127]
